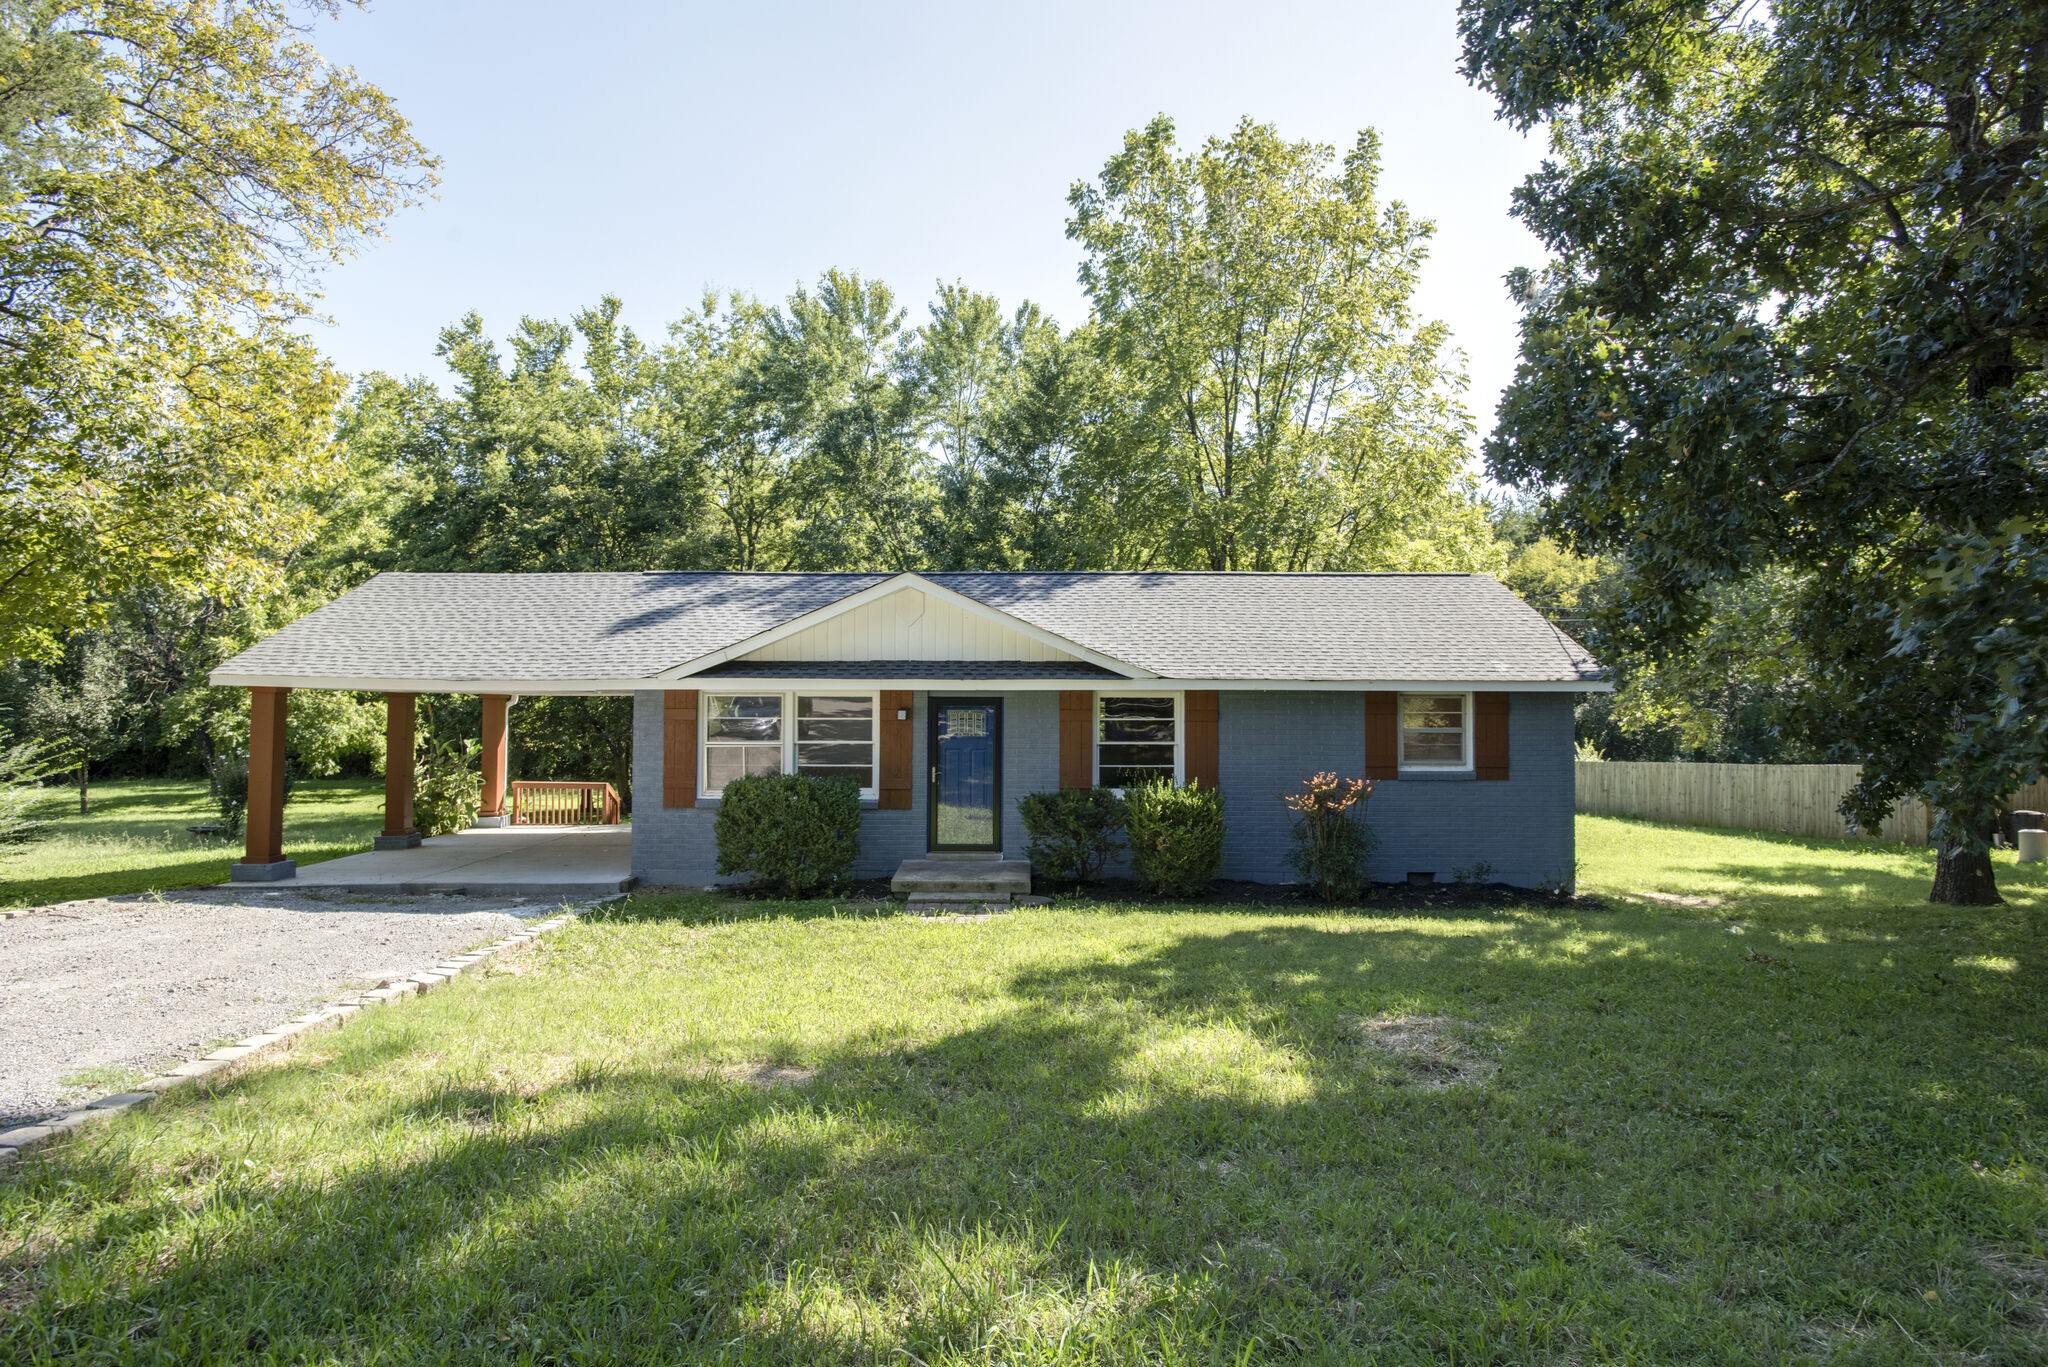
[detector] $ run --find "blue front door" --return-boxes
[929,698,1001,851]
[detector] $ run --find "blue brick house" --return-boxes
[212,571,1605,892]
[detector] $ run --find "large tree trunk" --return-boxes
[1930,842,2001,904]
[1929,807,2002,905]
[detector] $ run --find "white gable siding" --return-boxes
[739,587,1084,663]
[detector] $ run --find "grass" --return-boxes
[2,817,2046,1362]
[0,777,383,909]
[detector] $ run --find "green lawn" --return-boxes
[3,818,2047,1363]
[0,777,383,909]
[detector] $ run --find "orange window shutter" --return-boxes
[1365,692,1399,780]
[663,691,698,808]
[1184,690,1220,789]
[1474,692,1510,780]
[878,690,914,809]
[1059,691,1094,789]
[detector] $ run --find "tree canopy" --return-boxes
[1068,116,1499,573]
[0,0,435,660]
[1462,0,2048,902]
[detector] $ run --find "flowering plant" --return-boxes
[1283,771,1377,901]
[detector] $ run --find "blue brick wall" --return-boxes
[631,689,1575,890]
[629,689,1060,886]
[1215,691,1577,889]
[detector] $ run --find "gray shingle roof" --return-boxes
[694,660,1127,681]
[924,572,1602,683]
[210,570,1604,688]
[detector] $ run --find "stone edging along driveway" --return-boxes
[0,905,592,1170]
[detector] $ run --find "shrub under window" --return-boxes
[1122,777,1224,896]
[1020,787,1126,883]
[713,772,862,895]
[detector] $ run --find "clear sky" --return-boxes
[309,0,1548,436]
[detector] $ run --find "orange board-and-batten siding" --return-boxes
[878,691,914,809]
[662,690,697,808]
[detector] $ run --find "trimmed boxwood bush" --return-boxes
[714,772,862,895]
[1020,786,1126,883]
[1122,778,1225,896]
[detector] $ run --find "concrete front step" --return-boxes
[891,858,1032,901]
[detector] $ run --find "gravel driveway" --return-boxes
[1,887,551,1126]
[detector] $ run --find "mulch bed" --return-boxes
[1049,877,1600,912]
[717,875,1597,912]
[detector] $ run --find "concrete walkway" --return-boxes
[286,826,635,897]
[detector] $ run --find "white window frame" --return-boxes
[1397,691,1473,773]
[1093,690,1184,792]
[700,690,880,799]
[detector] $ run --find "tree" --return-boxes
[1066,116,1502,573]
[0,1,436,660]
[747,270,933,570]
[26,632,123,813]
[1461,0,2048,902]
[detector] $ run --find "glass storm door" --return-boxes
[929,698,1002,851]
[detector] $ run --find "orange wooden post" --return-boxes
[478,694,511,826]
[377,692,422,848]
[233,686,295,881]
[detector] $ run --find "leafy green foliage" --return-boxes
[1068,116,1502,573]
[713,773,862,895]
[1019,787,1127,883]
[0,0,435,660]
[1461,0,2048,900]
[1283,771,1379,901]
[413,736,481,838]
[0,736,67,843]
[1121,779,1226,896]
[206,748,297,838]
[24,633,124,814]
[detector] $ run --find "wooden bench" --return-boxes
[509,781,621,826]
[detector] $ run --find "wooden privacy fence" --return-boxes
[1576,762,2048,844]
[510,781,622,826]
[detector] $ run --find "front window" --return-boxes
[703,692,877,797]
[704,695,783,790]
[795,695,874,790]
[1400,693,1470,770]
[1097,694,1178,788]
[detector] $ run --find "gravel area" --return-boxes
[1,887,553,1126]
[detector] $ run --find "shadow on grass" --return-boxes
[7,914,2048,1361]
[0,842,374,909]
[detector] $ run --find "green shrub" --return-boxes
[1283,770,1378,901]
[1020,786,1127,883]
[0,739,68,844]
[714,773,862,895]
[1122,778,1225,896]
[207,748,299,837]
[413,737,482,836]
